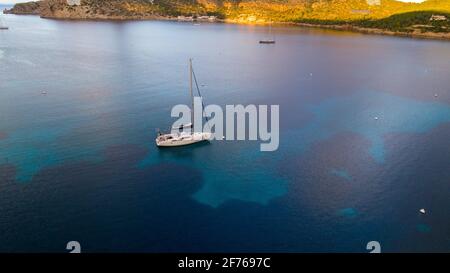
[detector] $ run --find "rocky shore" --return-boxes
[4,1,41,15]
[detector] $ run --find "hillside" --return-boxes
[3,1,41,15]
[4,0,450,38]
[5,0,450,21]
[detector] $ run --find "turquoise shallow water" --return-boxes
[0,14,450,252]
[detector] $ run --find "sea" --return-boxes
[0,12,449,252]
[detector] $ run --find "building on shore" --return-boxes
[177,16,194,22]
[197,16,217,22]
[430,15,447,21]
[177,15,217,22]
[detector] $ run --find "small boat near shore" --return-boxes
[156,59,212,147]
[259,21,275,44]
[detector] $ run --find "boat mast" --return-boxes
[270,21,273,39]
[189,58,194,129]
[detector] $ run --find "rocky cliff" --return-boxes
[4,1,41,15]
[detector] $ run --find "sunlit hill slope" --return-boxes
[4,0,450,34]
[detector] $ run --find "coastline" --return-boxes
[223,19,450,41]
[4,11,450,41]
[292,22,450,41]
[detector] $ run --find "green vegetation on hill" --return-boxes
[357,11,450,33]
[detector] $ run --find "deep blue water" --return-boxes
[0,14,450,252]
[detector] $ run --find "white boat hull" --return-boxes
[156,132,212,147]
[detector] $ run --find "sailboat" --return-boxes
[259,21,275,44]
[155,59,212,147]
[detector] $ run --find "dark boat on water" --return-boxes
[259,21,275,44]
